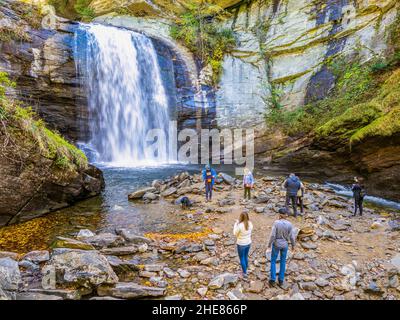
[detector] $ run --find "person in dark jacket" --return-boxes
[282,173,301,217]
[202,165,217,202]
[352,177,365,216]
[175,196,192,209]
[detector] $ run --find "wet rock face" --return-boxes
[0,142,105,226]
[215,0,398,128]
[0,2,86,141]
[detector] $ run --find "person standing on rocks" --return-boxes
[243,168,255,201]
[267,210,296,287]
[282,173,301,217]
[297,181,305,215]
[202,164,217,202]
[233,211,253,278]
[352,177,365,216]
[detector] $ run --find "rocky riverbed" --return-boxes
[1,171,400,300]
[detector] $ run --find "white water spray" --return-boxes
[74,24,171,167]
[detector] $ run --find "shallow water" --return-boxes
[1,164,399,253]
[0,164,234,253]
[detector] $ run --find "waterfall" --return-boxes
[74,23,171,167]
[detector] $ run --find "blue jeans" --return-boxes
[270,245,288,282]
[237,244,251,274]
[205,183,213,200]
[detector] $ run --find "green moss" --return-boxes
[265,58,385,137]
[170,2,236,85]
[0,72,87,172]
[350,107,400,145]
[0,26,32,43]
[316,102,383,139]
[10,1,43,29]
[74,0,95,21]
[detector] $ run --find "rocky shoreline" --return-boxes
[1,171,400,300]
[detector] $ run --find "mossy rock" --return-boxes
[51,237,96,250]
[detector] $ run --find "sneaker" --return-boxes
[268,279,276,287]
[278,281,289,290]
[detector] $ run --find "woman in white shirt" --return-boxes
[233,211,253,278]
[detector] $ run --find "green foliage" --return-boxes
[170,1,236,85]
[74,0,95,21]
[264,58,379,137]
[0,25,32,43]
[0,72,16,97]
[9,1,43,29]
[0,72,87,171]
[350,107,400,145]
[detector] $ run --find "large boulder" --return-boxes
[97,282,166,299]
[52,237,96,250]
[128,187,157,200]
[219,173,236,185]
[22,251,50,264]
[0,258,21,293]
[45,249,119,289]
[115,229,152,245]
[83,233,125,249]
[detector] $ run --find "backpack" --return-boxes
[206,171,212,184]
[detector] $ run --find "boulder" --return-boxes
[290,293,305,300]
[315,278,329,287]
[299,282,317,291]
[227,289,246,300]
[219,173,235,185]
[100,246,139,256]
[197,287,208,297]
[200,257,220,266]
[208,273,239,289]
[76,229,95,240]
[0,258,21,291]
[253,195,269,204]
[248,280,264,293]
[364,281,384,295]
[115,229,152,244]
[149,276,167,288]
[97,282,165,299]
[161,187,177,197]
[0,252,19,260]
[105,256,140,275]
[389,254,400,273]
[219,199,235,207]
[143,192,158,201]
[177,269,190,278]
[52,237,96,250]
[144,264,165,272]
[45,249,118,289]
[128,187,156,200]
[163,267,177,278]
[84,233,125,249]
[16,292,63,300]
[22,250,50,264]
[18,260,40,272]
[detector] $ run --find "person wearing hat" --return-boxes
[202,164,217,202]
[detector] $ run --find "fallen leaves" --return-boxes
[145,228,212,243]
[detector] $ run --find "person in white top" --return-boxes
[233,211,253,278]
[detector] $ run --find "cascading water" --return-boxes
[74,23,172,167]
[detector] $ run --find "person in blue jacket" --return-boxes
[243,168,255,200]
[202,164,217,202]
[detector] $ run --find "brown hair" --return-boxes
[239,212,250,230]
